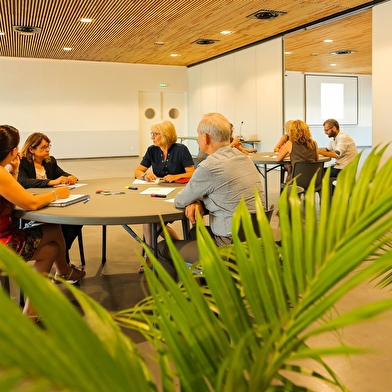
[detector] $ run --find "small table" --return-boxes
[250,153,330,208]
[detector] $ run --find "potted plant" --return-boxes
[1,146,392,391]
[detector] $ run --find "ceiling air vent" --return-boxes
[192,38,220,45]
[12,25,42,36]
[247,9,286,20]
[330,50,357,55]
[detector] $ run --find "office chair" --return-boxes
[289,161,324,200]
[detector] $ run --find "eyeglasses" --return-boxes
[150,131,161,137]
[324,126,333,132]
[37,144,51,151]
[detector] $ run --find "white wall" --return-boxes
[0,57,187,158]
[188,38,284,151]
[284,72,372,149]
[373,1,392,161]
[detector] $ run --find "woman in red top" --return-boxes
[0,125,85,320]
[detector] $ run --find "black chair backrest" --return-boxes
[237,207,274,242]
[292,161,324,191]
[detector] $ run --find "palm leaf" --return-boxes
[0,245,157,392]
[118,145,392,391]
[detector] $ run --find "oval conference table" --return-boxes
[250,152,331,208]
[13,177,189,261]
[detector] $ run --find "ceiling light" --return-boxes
[219,30,233,35]
[192,38,220,45]
[324,39,333,43]
[0,32,5,36]
[12,25,41,36]
[170,53,179,57]
[330,50,357,55]
[154,41,165,46]
[63,47,72,51]
[247,9,286,20]
[330,64,337,66]
[284,51,292,55]
[80,18,92,23]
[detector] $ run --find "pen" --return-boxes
[69,186,76,190]
[102,191,126,195]
[83,198,90,204]
[125,186,138,190]
[151,194,166,198]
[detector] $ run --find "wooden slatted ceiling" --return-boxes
[0,0,379,74]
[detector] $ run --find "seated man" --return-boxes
[318,118,358,178]
[157,112,266,280]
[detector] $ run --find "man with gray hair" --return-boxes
[318,118,358,177]
[157,112,266,280]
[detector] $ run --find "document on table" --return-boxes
[54,183,88,189]
[140,187,176,196]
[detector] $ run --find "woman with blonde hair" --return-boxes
[275,119,319,182]
[134,120,195,272]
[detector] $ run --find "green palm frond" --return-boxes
[1,146,392,391]
[117,145,392,391]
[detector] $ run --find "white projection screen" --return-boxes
[305,74,358,125]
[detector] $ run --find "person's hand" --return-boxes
[163,174,176,183]
[54,176,70,185]
[53,186,70,199]
[143,172,157,182]
[67,175,78,185]
[274,146,280,153]
[9,152,20,172]
[185,202,204,224]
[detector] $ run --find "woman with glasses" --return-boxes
[18,132,82,264]
[0,125,85,321]
[18,133,77,188]
[134,120,195,273]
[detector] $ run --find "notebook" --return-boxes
[49,194,90,207]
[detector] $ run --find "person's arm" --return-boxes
[275,141,292,162]
[274,134,289,152]
[314,141,320,161]
[163,165,195,183]
[47,157,78,185]
[318,148,338,158]
[174,165,211,209]
[1,169,70,210]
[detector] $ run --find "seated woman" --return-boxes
[275,119,319,183]
[134,120,195,273]
[18,132,82,263]
[0,125,85,321]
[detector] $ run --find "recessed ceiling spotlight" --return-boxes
[80,18,92,23]
[220,30,233,35]
[330,64,337,66]
[12,25,41,36]
[0,32,5,36]
[324,39,333,43]
[284,51,292,55]
[247,9,286,20]
[192,38,220,45]
[154,41,165,46]
[170,53,179,57]
[63,47,72,51]
[330,49,357,55]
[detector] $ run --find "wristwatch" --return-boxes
[141,174,146,181]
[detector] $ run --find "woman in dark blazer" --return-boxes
[18,132,82,264]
